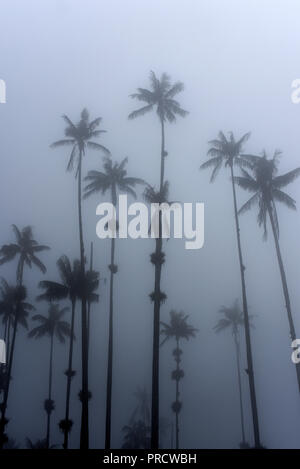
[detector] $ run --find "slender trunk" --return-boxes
[46,333,54,449]
[233,329,246,444]
[87,241,93,362]
[267,202,300,391]
[78,149,89,449]
[105,236,115,449]
[63,298,76,449]
[151,119,166,449]
[175,338,180,450]
[0,262,24,449]
[230,164,261,447]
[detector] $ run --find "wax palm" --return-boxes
[0,282,34,447]
[38,255,99,448]
[235,151,300,392]
[161,311,197,449]
[130,72,187,448]
[214,300,249,447]
[29,304,71,449]
[0,225,49,285]
[200,131,261,447]
[84,156,144,448]
[51,108,109,448]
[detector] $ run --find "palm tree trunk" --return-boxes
[87,241,93,361]
[0,261,24,449]
[230,164,261,447]
[233,329,246,444]
[105,236,115,449]
[63,298,76,449]
[267,202,300,392]
[78,149,89,449]
[151,118,166,449]
[46,333,54,449]
[175,338,180,450]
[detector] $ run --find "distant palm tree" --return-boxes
[161,310,197,449]
[0,282,33,447]
[0,225,47,448]
[214,300,250,447]
[200,131,261,447]
[84,156,144,449]
[235,151,300,391]
[25,437,58,449]
[51,109,109,448]
[129,71,188,448]
[29,304,71,449]
[122,420,150,449]
[38,255,99,448]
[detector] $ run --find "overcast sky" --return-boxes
[1,0,300,448]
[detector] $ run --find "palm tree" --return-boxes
[129,71,188,448]
[161,310,197,449]
[200,131,261,447]
[84,156,144,448]
[0,225,48,448]
[38,255,99,449]
[0,281,34,447]
[0,225,49,286]
[29,303,71,449]
[234,151,300,392]
[214,300,250,447]
[51,109,109,448]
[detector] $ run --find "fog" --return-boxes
[1,0,300,449]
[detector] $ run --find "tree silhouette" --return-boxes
[200,131,261,447]
[129,71,188,448]
[214,300,250,447]
[161,310,197,449]
[84,156,144,448]
[51,108,109,448]
[38,255,99,448]
[0,225,48,448]
[235,151,300,392]
[29,303,71,449]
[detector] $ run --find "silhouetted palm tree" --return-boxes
[214,300,249,447]
[29,303,71,449]
[38,255,99,448]
[200,131,261,447]
[0,225,48,448]
[129,72,188,448]
[161,310,197,449]
[235,151,300,392]
[84,156,144,448]
[51,109,109,448]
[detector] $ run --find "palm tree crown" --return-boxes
[51,109,110,173]
[0,226,49,283]
[234,151,300,238]
[0,280,34,330]
[29,304,71,343]
[200,131,251,181]
[128,71,188,123]
[214,300,245,335]
[161,310,197,345]
[84,156,145,204]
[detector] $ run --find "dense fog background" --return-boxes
[1,0,300,448]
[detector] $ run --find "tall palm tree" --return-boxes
[29,303,71,449]
[38,255,99,449]
[129,72,188,448]
[161,310,197,449]
[214,300,250,447]
[200,131,261,447]
[84,156,144,448]
[51,109,109,448]
[0,225,48,448]
[234,151,300,391]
